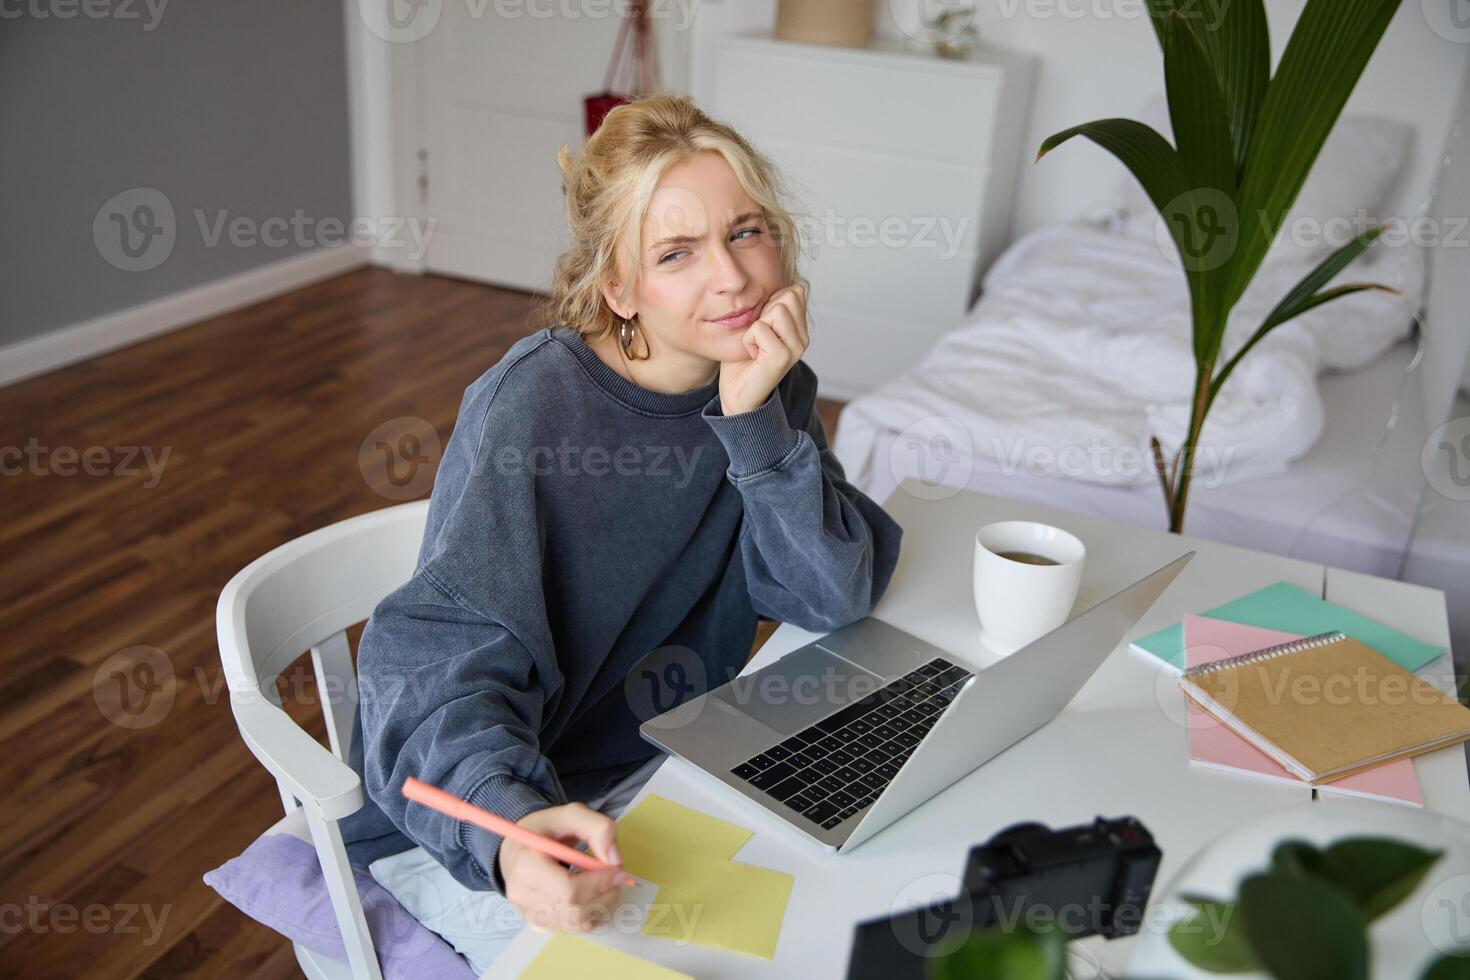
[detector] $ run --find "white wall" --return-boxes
[1420,61,1470,425]
[687,0,1468,241]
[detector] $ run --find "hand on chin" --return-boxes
[715,283,809,417]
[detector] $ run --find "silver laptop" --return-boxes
[639,551,1193,853]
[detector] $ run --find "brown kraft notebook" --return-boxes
[1178,630,1470,784]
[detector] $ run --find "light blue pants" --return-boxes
[367,755,664,974]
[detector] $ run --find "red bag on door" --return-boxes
[584,0,659,137]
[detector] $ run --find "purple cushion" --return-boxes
[204,832,474,980]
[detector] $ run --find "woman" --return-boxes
[340,93,904,970]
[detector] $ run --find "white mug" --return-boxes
[973,521,1086,655]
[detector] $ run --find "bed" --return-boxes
[834,327,1426,579]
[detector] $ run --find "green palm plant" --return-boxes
[1037,0,1405,533]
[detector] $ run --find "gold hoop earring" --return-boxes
[618,316,649,360]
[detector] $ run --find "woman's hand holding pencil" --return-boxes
[402,776,635,934]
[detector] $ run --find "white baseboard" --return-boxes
[0,244,370,389]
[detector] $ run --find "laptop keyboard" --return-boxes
[729,657,974,831]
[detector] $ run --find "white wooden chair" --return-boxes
[216,500,432,980]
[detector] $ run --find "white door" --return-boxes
[413,2,690,293]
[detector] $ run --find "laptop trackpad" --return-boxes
[711,643,886,736]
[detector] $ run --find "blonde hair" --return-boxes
[535,93,808,343]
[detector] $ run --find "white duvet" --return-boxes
[831,219,1424,496]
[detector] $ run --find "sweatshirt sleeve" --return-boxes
[354,349,575,896]
[701,361,904,633]
[355,569,567,894]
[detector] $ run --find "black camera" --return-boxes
[844,815,1162,980]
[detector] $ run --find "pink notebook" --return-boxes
[1182,614,1424,807]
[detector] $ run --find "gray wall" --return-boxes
[0,0,353,347]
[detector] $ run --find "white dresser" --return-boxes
[709,32,1035,398]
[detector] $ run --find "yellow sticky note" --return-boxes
[616,793,796,960]
[643,861,796,959]
[517,932,692,979]
[617,794,753,866]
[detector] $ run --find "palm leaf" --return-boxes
[1163,12,1235,194]
[1146,0,1270,177]
[1037,118,1187,209]
[1223,0,1404,311]
[1037,119,1209,303]
[1162,11,1237,358]
[1208,224,1399,410]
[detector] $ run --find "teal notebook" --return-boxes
[1130,581,1444,673]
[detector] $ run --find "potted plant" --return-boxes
[1037,0,1405,533]
[929,836,1462,979]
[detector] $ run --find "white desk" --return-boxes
[484,481,1467,978]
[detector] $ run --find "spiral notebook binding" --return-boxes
[1180,630,1347,678]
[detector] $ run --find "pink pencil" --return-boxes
[401,776,632,881]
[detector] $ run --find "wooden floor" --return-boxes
[0,266,846,979]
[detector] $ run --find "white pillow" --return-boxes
[1116,93,1413,253]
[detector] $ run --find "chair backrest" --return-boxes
[217,499,430,761]
[216,500,432,980]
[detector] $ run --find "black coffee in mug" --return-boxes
[996,550,1060,566]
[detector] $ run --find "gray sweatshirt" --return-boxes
[339,323,903,893]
